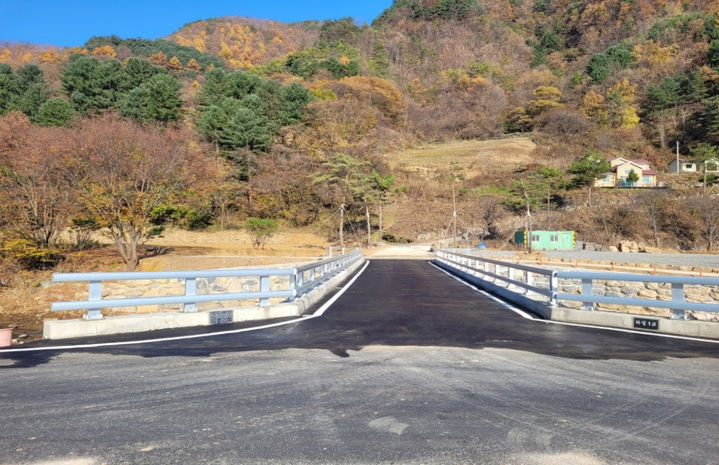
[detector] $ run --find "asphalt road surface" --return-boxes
[1,260,718,465]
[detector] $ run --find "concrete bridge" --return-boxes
[1,257,718,465]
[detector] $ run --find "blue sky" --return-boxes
[0,1,393,47]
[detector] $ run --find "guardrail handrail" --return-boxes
[295,249,362,295]
[554,270,719,285]
[51,249,362,320]
[442,249,554,276]
[52,268,295,282]
[436,249,557,300]
[437,249,719,320]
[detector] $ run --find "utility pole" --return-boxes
[366,204,371,248]
[452,184,457,248]
[524,182,533,254]
[676,141,680,174]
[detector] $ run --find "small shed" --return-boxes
[669,158,697,174]
[514,230,575,250]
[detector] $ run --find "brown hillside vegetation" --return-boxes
[169,17,319,68]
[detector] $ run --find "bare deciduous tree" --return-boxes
[477,195,504,240]
[635,190,666,248]
[0,111,80,248]
[689,193,719,251]
[76,116,211,270]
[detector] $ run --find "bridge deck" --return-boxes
[1,260,718,464]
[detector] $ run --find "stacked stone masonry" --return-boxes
[97,274,292,316]
[471,265,718,322]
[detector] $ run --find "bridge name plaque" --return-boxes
[209,310,234,325]
[633,317,659,330]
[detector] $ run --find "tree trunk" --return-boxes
[525,189,532,254]
[378,204,383,242]
[366,204,371,248]
[657,123,666,150]
[546,192,551,229]
[339,203,344,248]
[587,185,592,207]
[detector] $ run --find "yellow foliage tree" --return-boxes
[40,49,59,62]
[219,42,233,60]
[607,78,640,128]
[581,90,608,125]
[632,40,678,67]
[91,45,116,58]
[185,58,202,72]
[526,86,562,117]
[68,47,88,55]
[150,51,168,67]
[168,56,183,70]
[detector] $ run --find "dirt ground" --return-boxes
[384,137,537,178]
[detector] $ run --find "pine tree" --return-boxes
[34,98,75,126]
[277,82,313,126]
[699,95,719,144]
[568,152,611,206]
[120,73,182,123]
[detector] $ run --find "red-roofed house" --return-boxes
[594,158,658,188]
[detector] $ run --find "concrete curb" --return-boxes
[551,306,719,339]
[434,259,719,340]
[43,258,366,340]
[434,260,552,318]
[295,258,366,315]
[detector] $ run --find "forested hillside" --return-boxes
[2,0,719,275]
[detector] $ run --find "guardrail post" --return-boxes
[526,271,534,295]
[670,282,686,320]
[289,269,297,300]
[86,281,103,320]
[260,274,270,306]
[184,278,197,312]
[549,272,558,307]
[581,278,594,311]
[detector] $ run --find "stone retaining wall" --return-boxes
[556,278,719,321]
[498,269,719,321]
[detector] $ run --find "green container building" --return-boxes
[514,230,575,250]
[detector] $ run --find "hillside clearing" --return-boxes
[386,137,537,176]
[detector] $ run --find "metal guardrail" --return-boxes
[437,249,556,297]
[52,249,362,320]
[437,249,719,319]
